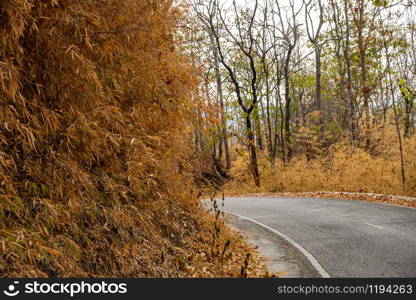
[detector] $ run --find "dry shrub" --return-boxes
[0,0,266,277]
[226,126,416,197]
[188,198,270,277]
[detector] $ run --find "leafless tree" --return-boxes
[303,0,324,129]
[195,0,262,186]
[275,0,303,160]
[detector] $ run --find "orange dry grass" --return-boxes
[0,0,267,277]
[226,127,416,198]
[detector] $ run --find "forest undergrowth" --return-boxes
[226,126,416,205]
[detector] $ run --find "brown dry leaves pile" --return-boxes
[229,192,416,209]
[186,207,271,278]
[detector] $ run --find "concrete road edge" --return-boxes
[225,210,331,278]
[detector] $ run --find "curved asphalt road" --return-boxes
[222,197,416,277]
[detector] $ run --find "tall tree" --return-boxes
[275,0,303,160]
[304,0,324,129]
[196,0,262,186]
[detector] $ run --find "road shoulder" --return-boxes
[226,213,324,278]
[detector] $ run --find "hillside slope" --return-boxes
[0,0,266,277]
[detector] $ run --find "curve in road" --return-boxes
[222,197,416,277]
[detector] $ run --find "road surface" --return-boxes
[222,197,416,277]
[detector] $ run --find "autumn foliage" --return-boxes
[226,125,416,198]
[0,0,265,277]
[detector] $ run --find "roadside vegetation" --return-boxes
[1,0,416,277]
[0,0,269,277]
[226,128,416,198]
[191,0,416,204]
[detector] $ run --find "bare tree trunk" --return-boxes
[284,47,293,160]
[265,74,275,165]
[246,116,261,187]
[315,44,323,129]
[209,32,231,169]
[254,108,263,151]
[353,0,371,149]
[278,92,286,166]
[203,0,261,186]
[385,40,406,187]
[344,0,357,146]
[304,0,324,130]
[359,26,371,149]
